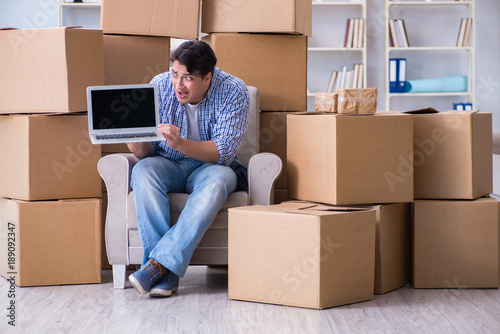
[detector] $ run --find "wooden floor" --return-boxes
[1,267,500,333]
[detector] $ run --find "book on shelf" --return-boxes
[325,64,364,92]
[326,71,338,93]
[344,18,365,48]
[389,19,409,48]
[462,18,472,47]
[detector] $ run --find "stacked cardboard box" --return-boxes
[409,109,499,289]
[0,27,104,286]
[230,110,415,309]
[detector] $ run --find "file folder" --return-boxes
[397,58,407,93]
[389,58,398,93]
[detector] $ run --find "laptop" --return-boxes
[86,83,164,144]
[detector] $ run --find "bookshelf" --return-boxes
[307,0,367,110]
[384,0,475,111]
[58,0,101,27]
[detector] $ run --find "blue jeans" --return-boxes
[130,156,237,278]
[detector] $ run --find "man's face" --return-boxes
[170,60,212,105]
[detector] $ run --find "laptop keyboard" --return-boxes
[95,132,159,140]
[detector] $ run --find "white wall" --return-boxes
[0,0,498,131]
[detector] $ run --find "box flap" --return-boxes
[403,107,439,114]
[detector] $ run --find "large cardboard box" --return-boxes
[103,35,170,85]
[410,110,492,199]
[228,201,376,309]
[413,197,500,288]
[101,0,200,40]
[0,198,102,286]
[0,27,104,113]
[0,114,102,201]
[204,33,307,112]
[287,112,414,205]
[202,0,312,36]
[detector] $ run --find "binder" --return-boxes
[389,58,398,93]
[453,103,465,110]
[397,58,407,93]
[464,102,473,110]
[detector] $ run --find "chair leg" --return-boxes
[112,264,127,289]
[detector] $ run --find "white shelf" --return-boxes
[387,1,472,6]
[384,0,475,110]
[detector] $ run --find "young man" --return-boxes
[127,40,249,298]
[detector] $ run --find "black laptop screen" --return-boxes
[91,87,157,130]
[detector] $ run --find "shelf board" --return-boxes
[388,46,473,51]
[308,47,364,52]
[387,1,471,6]
[312,1,365,6]
[388,92,472,98]
[60,3,101,8]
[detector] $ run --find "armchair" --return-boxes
[98,86,282,289]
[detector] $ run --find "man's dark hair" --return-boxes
[170,40,217,78]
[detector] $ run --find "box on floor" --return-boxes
[0,198,102,287]
[0,27,103,113]
[409,109,492,199]
[0,114,102,201]
[101,0,200,39]
[413,197,500,288]
[103,35,170,85]
[204,33,307,112]
[228,201,376,309]
[287,112,414,205]
[202,0,312,36]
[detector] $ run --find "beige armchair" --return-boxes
[98,86,282,289]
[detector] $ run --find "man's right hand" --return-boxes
[127,142,153,160]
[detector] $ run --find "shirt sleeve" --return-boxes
[212,83,250,166]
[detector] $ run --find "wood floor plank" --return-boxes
[1,267,499,333]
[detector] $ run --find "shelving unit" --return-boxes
[384,0,475,111]
[58,0,101,27]
[307,0,367,109]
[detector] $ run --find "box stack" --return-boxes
[230,110,415,309]
[409,109,499,289]
[0,27,104,286]
[201,0,311,205]
[99,0,203,268]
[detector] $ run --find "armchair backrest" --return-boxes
[236,86,260,168]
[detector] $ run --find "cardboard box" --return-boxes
[0,198,102,286]
[204,33,307,112]
[103,35,170,85]
[202,0,312,36]
[0,27,104,113]
[0,114,102,201]
[337,88,377,114]
[287,112,414,205]
[228,201,376,309]
[371,203,411,294]
[413,197,500,288]
[260,112,299,189]
[314,93,337,112]
[409,109,492,199]
[101,0,200,39]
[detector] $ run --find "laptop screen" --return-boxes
[90,86,157,130]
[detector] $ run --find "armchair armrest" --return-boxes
[98,153,140,265]
[248,152,282,206]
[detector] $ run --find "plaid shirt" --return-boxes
[150,68,250,190]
